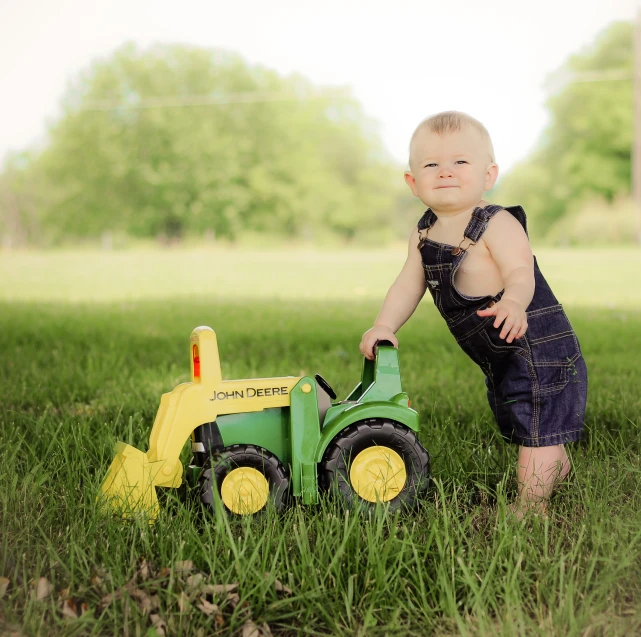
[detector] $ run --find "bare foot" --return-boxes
[512,444,571,516]
[507,498,548,522]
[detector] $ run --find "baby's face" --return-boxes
[405,126,498,213]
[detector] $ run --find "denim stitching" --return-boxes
[536,428,583,439]
[514,429,583,445]
[529,331,575,345]
[522,333,572,403]
[456,315,496,341]
[479,328,525,355]
[446,312,468,327]
[472,334,541,443]
[422,237,457,249]
[531,359,576,367]
[422,263,451,273]
[466,340,481,364]
[526,304,563,318]
[447,281,469,308]
[517,337,540,442]
[538,380,570,395]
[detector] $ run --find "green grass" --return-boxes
[1,248,641,636]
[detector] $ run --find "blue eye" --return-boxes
[425,163,437,168]
[456,160,468,164]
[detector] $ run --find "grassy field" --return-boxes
[1,247,641,636]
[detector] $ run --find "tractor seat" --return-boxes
[314,374,336,426]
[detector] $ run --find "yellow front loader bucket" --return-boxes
[98,326,221,520]
[98,326,300,521]
[100,443,167,520]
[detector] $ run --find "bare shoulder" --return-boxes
[482,208,533,265]
[484,208,528,241]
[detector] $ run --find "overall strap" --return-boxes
[417,208,437,232]
[463,204,506,243]
[417,204,529,252]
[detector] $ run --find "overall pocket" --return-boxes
[457,337,487,370]
[422,264,465,323]
[479,323,525,357]
[524,304,581,394]
[431,288,465,323]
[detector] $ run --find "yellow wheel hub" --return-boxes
[220,467,269,514]
[349,446,407,503]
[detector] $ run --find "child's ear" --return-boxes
[485,163,499,190]
[404,171,418,196]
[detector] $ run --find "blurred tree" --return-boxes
[492,21,633,242]
[0,152,45,247]
[1,43,401,244]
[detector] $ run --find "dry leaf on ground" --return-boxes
[185,573,204,592]
[177,591,190,612]
[174,560,194,574]
[60,597,89,619]
[129,587,153,614]
[149,612,167,636]
[264,572,292,596]
[196,597,219,616]
[226,592,240,609]
[273,579,292,596]
[137,558,152,581]
[0,623,24,637]
[99,584,159,615]
[214,613,225,629]
[242,619,261,637]
[35,577,53,601]
[202,582,238,595]
[0,576,10,599]
[99,589,123,610]
[241,619,273,637]
[91,567,109,588]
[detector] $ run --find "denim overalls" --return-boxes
[417,203,588,447]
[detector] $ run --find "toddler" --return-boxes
[360,111,588,514]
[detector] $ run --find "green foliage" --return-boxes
[545,195,638,245]
[492,21,634,242]
[3,21,637,247]
[0,151,47,246]
[1,43,402,244]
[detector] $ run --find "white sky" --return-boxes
[0,0,636,174]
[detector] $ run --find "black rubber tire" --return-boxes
[320,419,430,511]
[200,444,289,516]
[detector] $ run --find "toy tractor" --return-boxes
[100,326,430,519]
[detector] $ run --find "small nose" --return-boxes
[438,165,454,177]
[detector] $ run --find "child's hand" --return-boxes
[477,299,527,343]
[359,325,398,360]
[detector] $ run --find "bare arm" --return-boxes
[374,226,428,331]
[477,210,534,341]
[483,210,534,307]
[360,227,427,359]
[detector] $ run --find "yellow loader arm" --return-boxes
[99,326,300,520]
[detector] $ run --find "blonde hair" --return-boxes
[409,111,496,165]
